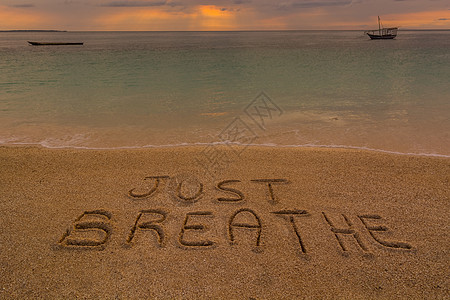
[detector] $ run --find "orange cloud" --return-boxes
[0,6,54,29]
[95,8,183,30]
[194,5,238,30]
[277,8,450,30]
[383,10,450,29]
[198,5,233,18]
[95,5,242,31]
[2,2,448,31]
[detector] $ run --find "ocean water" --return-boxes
[0,30,449,156]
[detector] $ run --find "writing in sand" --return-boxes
[58,175,413,256]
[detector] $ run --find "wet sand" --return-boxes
[0,146,448,299]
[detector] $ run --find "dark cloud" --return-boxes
[288,0,353,9]
[98,0,351,11]
[101,0,179,7]
[437,18,449,20]
[9,3,35,7]
[268,0,353,12]
[220,7,239,12]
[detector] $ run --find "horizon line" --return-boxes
[2,28,450,32]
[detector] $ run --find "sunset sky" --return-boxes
[1,0,449,31]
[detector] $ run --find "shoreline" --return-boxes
[2,142,449,158]
[1,145,448,298]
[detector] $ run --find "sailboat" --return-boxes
[365,16,398,39]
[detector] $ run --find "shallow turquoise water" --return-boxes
[0,30,449,155]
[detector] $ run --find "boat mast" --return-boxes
[378,16,381,36]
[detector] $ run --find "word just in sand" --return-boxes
[58,175,413,255]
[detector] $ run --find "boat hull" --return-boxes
[367,33,396,40]
[28,41,84,46]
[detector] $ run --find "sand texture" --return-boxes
[0,146,449,299]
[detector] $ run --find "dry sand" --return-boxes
[0,146,448,299]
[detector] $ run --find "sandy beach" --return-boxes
[0,146,448,299]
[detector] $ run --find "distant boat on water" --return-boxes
[28,41,83,46]
[365,16,398,39]
[0,30,67,32]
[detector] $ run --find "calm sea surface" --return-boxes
[0,31,449,156]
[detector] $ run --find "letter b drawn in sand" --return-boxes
[272,209,310,254]
[127,210,167,247]
[58,210,112,250]
[228,208,262,247]
[322,212,369,254]
[179,212,215,247]
[358,215,412,250]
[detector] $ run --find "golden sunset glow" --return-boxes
[0,1,449,30]
[384,10,450,28]
[94,8,185,31]
[0,5,53,29]
[93,5,239,31]
[196,5,238,30]
[198,5,232,18]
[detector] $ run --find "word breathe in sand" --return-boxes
[58,175,413,256]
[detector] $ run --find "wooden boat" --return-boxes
[28,41,83,46]
[365,16,398,39]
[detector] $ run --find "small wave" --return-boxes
[1,139,449,158]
